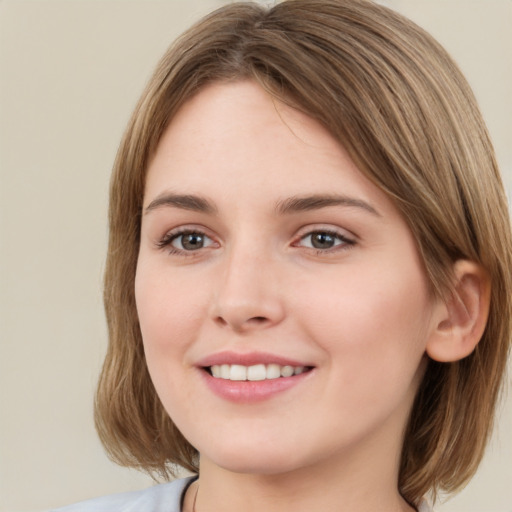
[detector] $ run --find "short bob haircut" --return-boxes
[95,0,512,506]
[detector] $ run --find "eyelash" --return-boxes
[294,229,356,254]
[156,228,356,256]
[156,228,217,256]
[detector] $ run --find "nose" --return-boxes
[210,245,285,333]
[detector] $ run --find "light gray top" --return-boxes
[51,476,433,512]
[51,477,194,512]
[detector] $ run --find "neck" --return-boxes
[189,440,414,512]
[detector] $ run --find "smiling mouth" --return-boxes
[205,364,313,381]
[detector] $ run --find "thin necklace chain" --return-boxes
[192,482,199,512]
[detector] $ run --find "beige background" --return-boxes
[0,1,510,511]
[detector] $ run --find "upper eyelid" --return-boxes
[294,224,357,240]
[294,231,355,247]
[160,225,213,238]
[156,226,215,247]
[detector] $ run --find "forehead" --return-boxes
[144,80,397,220]
[150,80,346,169]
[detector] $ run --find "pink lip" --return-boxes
[196,351,311,368]
[195,351,314,404]
[199,369,312,403]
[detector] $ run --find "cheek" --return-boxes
[294,259,432,381]
[134,261,209,419]
[134,260,208,359]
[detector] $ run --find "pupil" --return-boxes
[182,233,203,250]
[312,232,334,249]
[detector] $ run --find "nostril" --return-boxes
[215,317,228,327]
[250,316,267,323]
[214,314,269,332]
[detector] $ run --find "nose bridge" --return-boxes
[211,238,284,332]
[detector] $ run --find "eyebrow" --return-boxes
[144,192,380,217]
[144,193,217,215]
[275,194,381,216]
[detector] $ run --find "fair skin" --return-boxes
[135,81,486,512]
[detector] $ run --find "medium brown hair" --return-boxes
[95,0,512,505]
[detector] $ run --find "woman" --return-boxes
[55,1,512,511]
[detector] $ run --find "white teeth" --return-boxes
[209,363,308,381]
[266,364,281,380]
[280,365,294,377]
[220,364,230,379]
[230,364,247,381]
[247,364,266,381]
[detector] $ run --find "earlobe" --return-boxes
[426,260,491,362]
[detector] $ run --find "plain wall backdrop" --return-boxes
[0,1,510,511]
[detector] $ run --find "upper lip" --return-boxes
[196,351,313,368]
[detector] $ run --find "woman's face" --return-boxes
[136,81,439,476]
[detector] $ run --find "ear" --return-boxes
[426,260,491,362]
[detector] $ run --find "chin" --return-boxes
[213,455,303,476]
[199,438,309,476]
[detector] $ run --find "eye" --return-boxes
[297,230,354,250]
[157,229,217,253]
[173,232,212,251]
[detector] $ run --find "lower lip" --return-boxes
[199,369,312,403]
